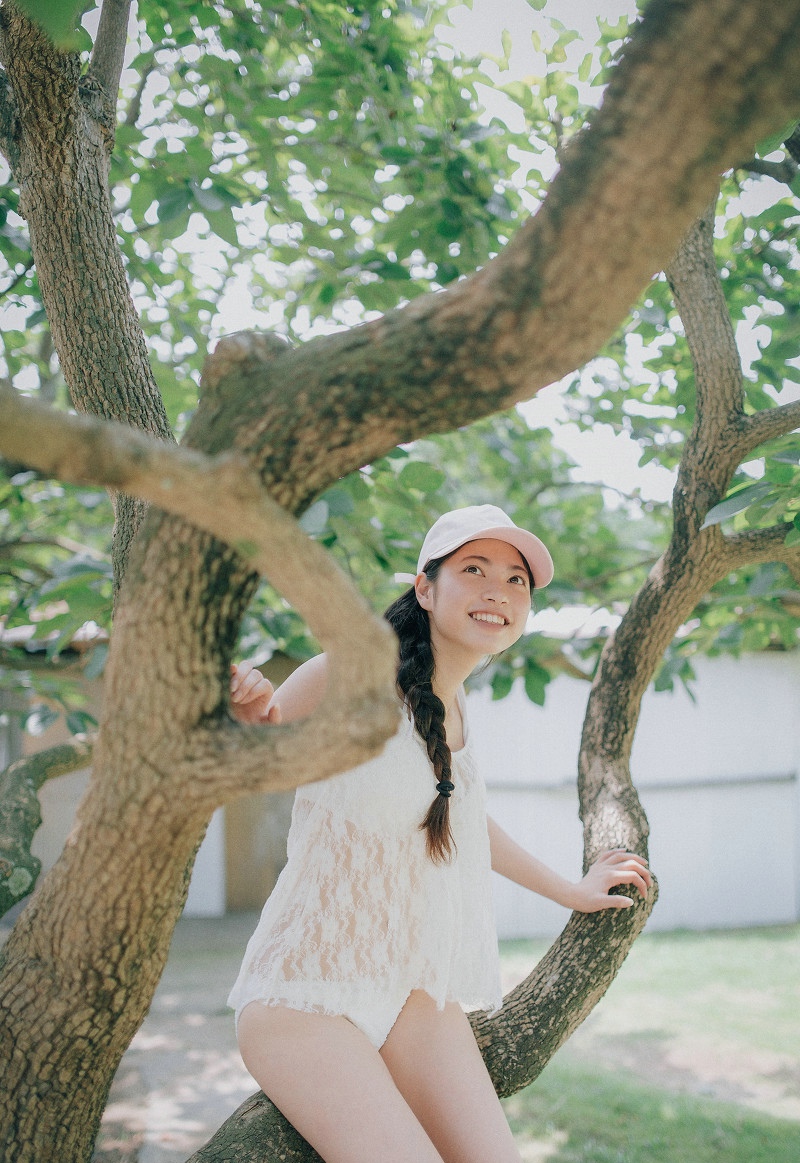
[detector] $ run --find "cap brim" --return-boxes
[432,526,554,588]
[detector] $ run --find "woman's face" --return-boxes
[415,538,532,667]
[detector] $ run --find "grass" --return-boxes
[504,1060,800,1163]
[498,925,800,1162]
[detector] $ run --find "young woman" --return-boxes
[228,504,651,1163]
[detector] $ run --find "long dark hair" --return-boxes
[384,556,455,864]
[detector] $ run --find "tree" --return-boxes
[0,0,799,1160]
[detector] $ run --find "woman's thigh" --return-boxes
[380,991,522,1163]
[237,1001,445,1163]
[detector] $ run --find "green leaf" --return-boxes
[577,51,593,83]
[700,482,774,528]
[66,710,98,735]
[491,670,514,701]
[755,120,799,158]
[324,487,355,517]
[204,208,240,249]
[15,0,89,48]
[157,187,192,224]
[398,461,446,494]
[83,643,108,682]
[523,661,550,707]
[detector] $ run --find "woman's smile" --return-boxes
[469,610,510,626]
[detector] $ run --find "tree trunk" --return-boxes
[0,4,172,589]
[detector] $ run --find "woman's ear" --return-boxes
[414,571,433,611]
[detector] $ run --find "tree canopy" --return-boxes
[2,0,798,745]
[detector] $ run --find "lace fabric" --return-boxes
[227,690,502,1048]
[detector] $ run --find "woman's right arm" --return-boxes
[230,654,328,725]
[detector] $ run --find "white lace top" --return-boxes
[227,689,503,1048]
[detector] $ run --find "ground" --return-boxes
[56,914,799,1162]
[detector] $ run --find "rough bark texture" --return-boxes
[0,1,171,588]
[0,0,799,1160]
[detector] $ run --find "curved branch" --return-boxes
[0,388,400,808]
[734,397,800,457]
[0,734,95,918]
[187,0,800,512]
[720,522,800,569]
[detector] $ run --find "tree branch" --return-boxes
[0,734,95,919]
[663,200,748,543]
[186,0,800,515]
[0,388,401,808]
[735,156,799,184]
[720,523,800,570]
[0,642,97,673]
[87,0,132,118]
[734,397,800,457]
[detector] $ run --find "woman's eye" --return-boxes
[465,565,481,574]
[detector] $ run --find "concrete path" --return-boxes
[94,914,260,1163]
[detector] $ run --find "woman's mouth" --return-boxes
[470,612,508,626]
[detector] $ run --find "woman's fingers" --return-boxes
[596,850,652,897]
[230,661,278,723]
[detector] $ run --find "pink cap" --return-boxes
[415,505,554,588]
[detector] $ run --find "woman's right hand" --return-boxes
[230,660,282,725]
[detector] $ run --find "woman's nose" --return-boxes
[482,586,507,604]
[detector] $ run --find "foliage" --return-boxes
[0,465,110,732]
[1,0,799,744]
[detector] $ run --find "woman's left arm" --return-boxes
[486,815,652,912]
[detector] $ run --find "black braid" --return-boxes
[384,557,456,864]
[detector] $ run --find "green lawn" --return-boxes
[499,925,800,1162]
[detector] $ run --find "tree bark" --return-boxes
[0,1,172,588]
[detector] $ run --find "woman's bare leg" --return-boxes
[237,1001,445,1163]
[380,991,522,1163]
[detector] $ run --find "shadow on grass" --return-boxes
[503,1057,800,1163]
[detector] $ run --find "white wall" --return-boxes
[23,653,800,933]
[471,652,800,937]
[185,809,226,916]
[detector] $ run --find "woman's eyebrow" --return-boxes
[461,553,528,573]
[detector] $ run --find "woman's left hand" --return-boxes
[230,660,281,725]
[571,849,653,912]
